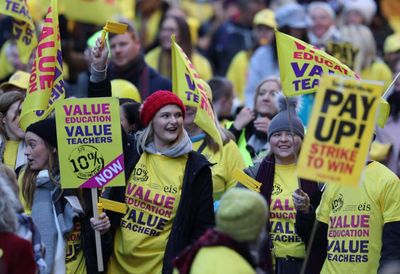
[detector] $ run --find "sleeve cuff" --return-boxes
[90,64,107,83]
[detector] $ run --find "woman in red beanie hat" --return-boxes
[105,90,215,274]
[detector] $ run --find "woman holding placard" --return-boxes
[105,90,214,274]
[21,118,110,274]
[242,94,322,274]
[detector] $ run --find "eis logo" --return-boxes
[164,185,178,194]
[331,193,344,213]
[272,184,283,195]
[358,202,371,211]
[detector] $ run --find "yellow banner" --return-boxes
[20,0,65,130]
[62,0,134,25]
[297,75,383,186]
[55,98,125,188]
[0,0,38,64]
[276,31,357,97]
[171,35,222,146]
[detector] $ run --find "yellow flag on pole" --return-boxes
[171,35,222,146]
[276,31,357,97]
[0,0,38,64]
[20,0,65,130]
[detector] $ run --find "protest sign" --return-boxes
[55,98,125,189]
[325,41,359,71]
[276,31,357,97]
[297,75,383,186]
[0,0,38,64]
[20,0,65,130]
[171,35,222,146]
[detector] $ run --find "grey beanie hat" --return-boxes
[268,95,304,140]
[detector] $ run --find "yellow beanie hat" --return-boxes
[216,188,268,242]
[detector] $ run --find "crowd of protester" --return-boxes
[1,0,400,273]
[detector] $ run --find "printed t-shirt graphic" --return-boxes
[270,164,305,258]
[316,161,400,274]
[109,153,186,274]
[66,222,86,274]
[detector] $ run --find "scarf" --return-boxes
[174,229,255,274]
[143,130,192,158]
[31,170,83,273]
[108,54,151,98]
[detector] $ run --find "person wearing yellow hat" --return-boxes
[243,9,280,108]
[0,70,30,94]
[227,8,277,105]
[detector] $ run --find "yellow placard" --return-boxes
[276,31,357,97]
[297,75,383,186]
[171,35,222,146]
[0,0,38,64]
[325,41,359,71]
[55,98,125,189]
[20,0,65,130]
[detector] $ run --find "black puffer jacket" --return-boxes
[105,135,215,274]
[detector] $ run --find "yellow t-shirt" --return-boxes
[4,140,19,170]
[192,139,246,200]
[316,161,400,274]
[188,246,255,274]
[66,222,86,274]
[108,153,186,274]
[226,50,250,104]
[270,164,306,259]
[361,61,392,92]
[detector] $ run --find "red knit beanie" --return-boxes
[140,90,186,127]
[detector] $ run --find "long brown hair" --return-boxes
[158,15,192,78]
[0,91,24,140]
[21,140,59,209]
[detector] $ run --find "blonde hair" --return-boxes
[253,76,281,114]
[0,164,18,194]
[0,175,19,232]
[135,120,154,153]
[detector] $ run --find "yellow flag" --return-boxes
[20,0,65,130]
[276,31,357,97]
[62,0,134,25]
[377,98,390,128]
[297,74,383,186]
[171,35,222,146]
[0,0,38,64]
